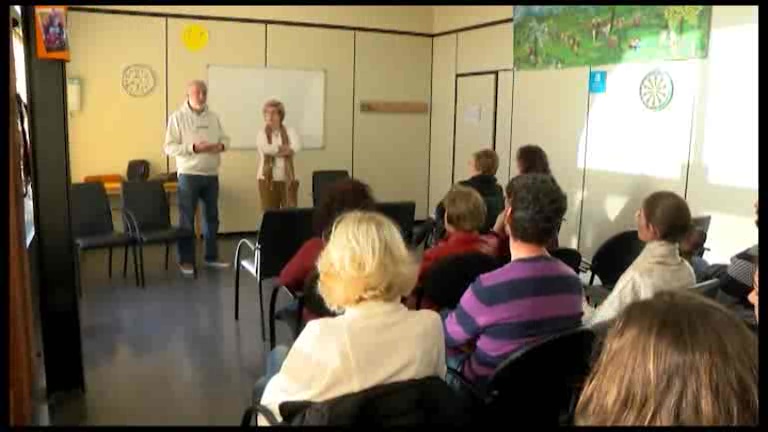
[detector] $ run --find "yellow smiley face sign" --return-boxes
[182,24,209,52]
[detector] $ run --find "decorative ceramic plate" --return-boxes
[121,64,155,97]
[639,69,673,111]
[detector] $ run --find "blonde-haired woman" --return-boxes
[575,290,758,426]
[257,99,301,210]
[254,211,447,424]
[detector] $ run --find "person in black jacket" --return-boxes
[432,149,504,242]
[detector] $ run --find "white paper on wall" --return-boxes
[463,105,481,124]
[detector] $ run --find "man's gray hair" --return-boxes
[187,79,208,95]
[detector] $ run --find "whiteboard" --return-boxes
[207,65,326,150]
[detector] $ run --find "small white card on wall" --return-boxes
[463,105,481,124]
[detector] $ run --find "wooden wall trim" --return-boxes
[9,26,36,426]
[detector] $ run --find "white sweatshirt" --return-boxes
[164,102,230,176]
[258,301,446,425]
[255,126,301,181]
[589,240,696,325]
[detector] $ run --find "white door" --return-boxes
[453,74,496,183]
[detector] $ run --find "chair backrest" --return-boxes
[375,202,416,243]
[257,207,315,279]
[484,326,597,425]
[421,253,503,309]
[70,182,114,238]
[277,376,470,426]
[590,230,645,286]
[312,170,350,207]
[692,278,720,299]
[121,180,172,232]
[126,159,151,182]
[692,215,712,234]
[550,247,582,274]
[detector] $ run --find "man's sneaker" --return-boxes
[204,260,231,269]
[178,263,195,277]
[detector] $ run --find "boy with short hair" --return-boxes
[434,149,505,240]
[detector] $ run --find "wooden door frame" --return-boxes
[9,16,36,425]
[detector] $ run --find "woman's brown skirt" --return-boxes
[259,179,299,211]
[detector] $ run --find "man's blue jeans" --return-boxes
[177,174,220,264]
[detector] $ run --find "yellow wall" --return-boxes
[66,12,166,184]
[81,5,434,34]
[432,6,513,34]
[457,23,513,74]
[353,32,433,219]
[267,25,355,213]
[67,9,433,232]
[428,35,457,211]
[166,18,266,233]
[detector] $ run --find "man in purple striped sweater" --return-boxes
[443,174,584,387]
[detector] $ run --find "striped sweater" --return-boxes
[443,255,584,383]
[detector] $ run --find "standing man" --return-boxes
[164,80,230,276]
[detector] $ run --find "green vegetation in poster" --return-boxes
[513,6,712,70]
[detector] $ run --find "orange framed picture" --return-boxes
[34,5,70,61]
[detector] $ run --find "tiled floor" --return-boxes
[50,238,294,426]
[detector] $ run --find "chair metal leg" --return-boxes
[132,244,140,288]
[76,249,83,298]
[123,244,129,278]
[137,243,146,288]
[164,242,169,271]
[268,285,281,350]
[258,279,266,342]
[234,260,241,321]
[108,247,113,279]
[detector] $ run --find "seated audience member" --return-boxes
[277,179,375,321]
[679,227,710,282]
[256,211,447,424]
[442,174,583,386]
[421,186,499,280]
[407,186,499,310]
[715,201,758,321]
[433,149,505,240]
[575,290,758,426]
[516,144,551,175]
[590,191,695,324]
[492,144,559,254]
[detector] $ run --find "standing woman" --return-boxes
[257,99,302,210]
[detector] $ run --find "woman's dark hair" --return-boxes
[313,178,375,235]
[517,144,551,175]
[505,174,566,245]
[642,191,692,243]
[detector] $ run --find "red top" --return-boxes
[278,237,325,294]
[418,231,500,283]
[405,231,500,311]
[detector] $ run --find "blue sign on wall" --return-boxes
[589,70,607,93]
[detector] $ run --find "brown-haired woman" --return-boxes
[516,144,551,175]
[589,191,696,324]
[277,178,375,321]
[492,145,559,252]
[256,99,302,210]
[576,290,758,426]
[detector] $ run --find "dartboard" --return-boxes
[639,69,673,111]
[121,64,156,97]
